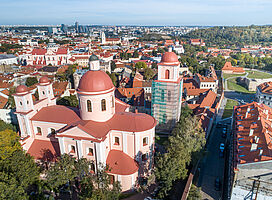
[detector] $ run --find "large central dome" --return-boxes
[77,70,115,93]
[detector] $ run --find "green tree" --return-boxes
[7,87,16,109]
[154,106,205,198]
[144,68,155,80]
[135,62,147,70]
[45,154,91,195]
[187,184,201,200]
[0,129,21,160]
[57,95,79,107]
[89,164,121,200]
[106,71,117,86]
[111,61,116,71]
[0,120,16,132]
[0,129,40,199]
[25,77,38,87]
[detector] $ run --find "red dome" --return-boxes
[161,52,179,63]
[77,70,114,93]
[39,76,50,84]
[16,85,28,94]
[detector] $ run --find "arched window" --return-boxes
[112,96,114,108]
[165,69,170,79]
[101,99,106,111]
[87,100,92,112]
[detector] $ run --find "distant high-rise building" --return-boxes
[101,32,106,44]
[61,24,68,33]
[151,50,183,132]
[75,21,79,33]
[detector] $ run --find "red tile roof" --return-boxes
[234,102,272,165]
[257,82,272,94]
[106,150,138,175]
[222,62,245,73]
[58,112,156,140]
[27,139,60,161]
[31,105,80,124]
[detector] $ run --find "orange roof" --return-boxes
[27,139,60,161]
[257,82,272,94]
[222,62,245,73]
[31,105,81,124]
[199,90,217,108]
[234,102,272,165]
[106,150,138,175]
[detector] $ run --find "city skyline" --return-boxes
[1,0,272,26]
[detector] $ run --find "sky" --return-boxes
[0,0,272,26]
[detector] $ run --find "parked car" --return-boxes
[222,127,227,138]
[219,143,225,157]
[214,177,221,191]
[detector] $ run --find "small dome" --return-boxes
[16,85,28,94]
[39,76,50,84]
[77,70,114,93]
[89,54,99,61]
[161,52,179,63]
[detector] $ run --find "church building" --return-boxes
[14,57,156,191]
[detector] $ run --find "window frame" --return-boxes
[101,99,106,111]
[87,100,92,112]
[143,137,148,146]
[114,137,120,145]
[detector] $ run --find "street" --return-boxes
[198,120,228,200]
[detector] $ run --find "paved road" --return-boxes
[198,121,227,200]
[224,91,255,103]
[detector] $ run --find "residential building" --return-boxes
[222,62,245,74]
[256,81,272,107]
[231,102,272,199]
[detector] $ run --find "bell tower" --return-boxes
[13,85,34,138]
[37,76,54,102]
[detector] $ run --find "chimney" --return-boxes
[249,129,254,136]
[259,149,263,156]
[256,137,260,144]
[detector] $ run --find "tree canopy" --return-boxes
[154,106,206,198]
[56,95,79,107]
[25,77,38,87]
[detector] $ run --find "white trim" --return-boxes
[77,140,83,158]
[58,137,65,154]
[123,133,127,154]
[32,120,67,126]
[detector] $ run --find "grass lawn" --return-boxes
[246,70,272,79]
[222,99,239,119]
[223,73,246,79]
[227,78,256,94]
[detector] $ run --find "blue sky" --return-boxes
[0,0,271,26]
